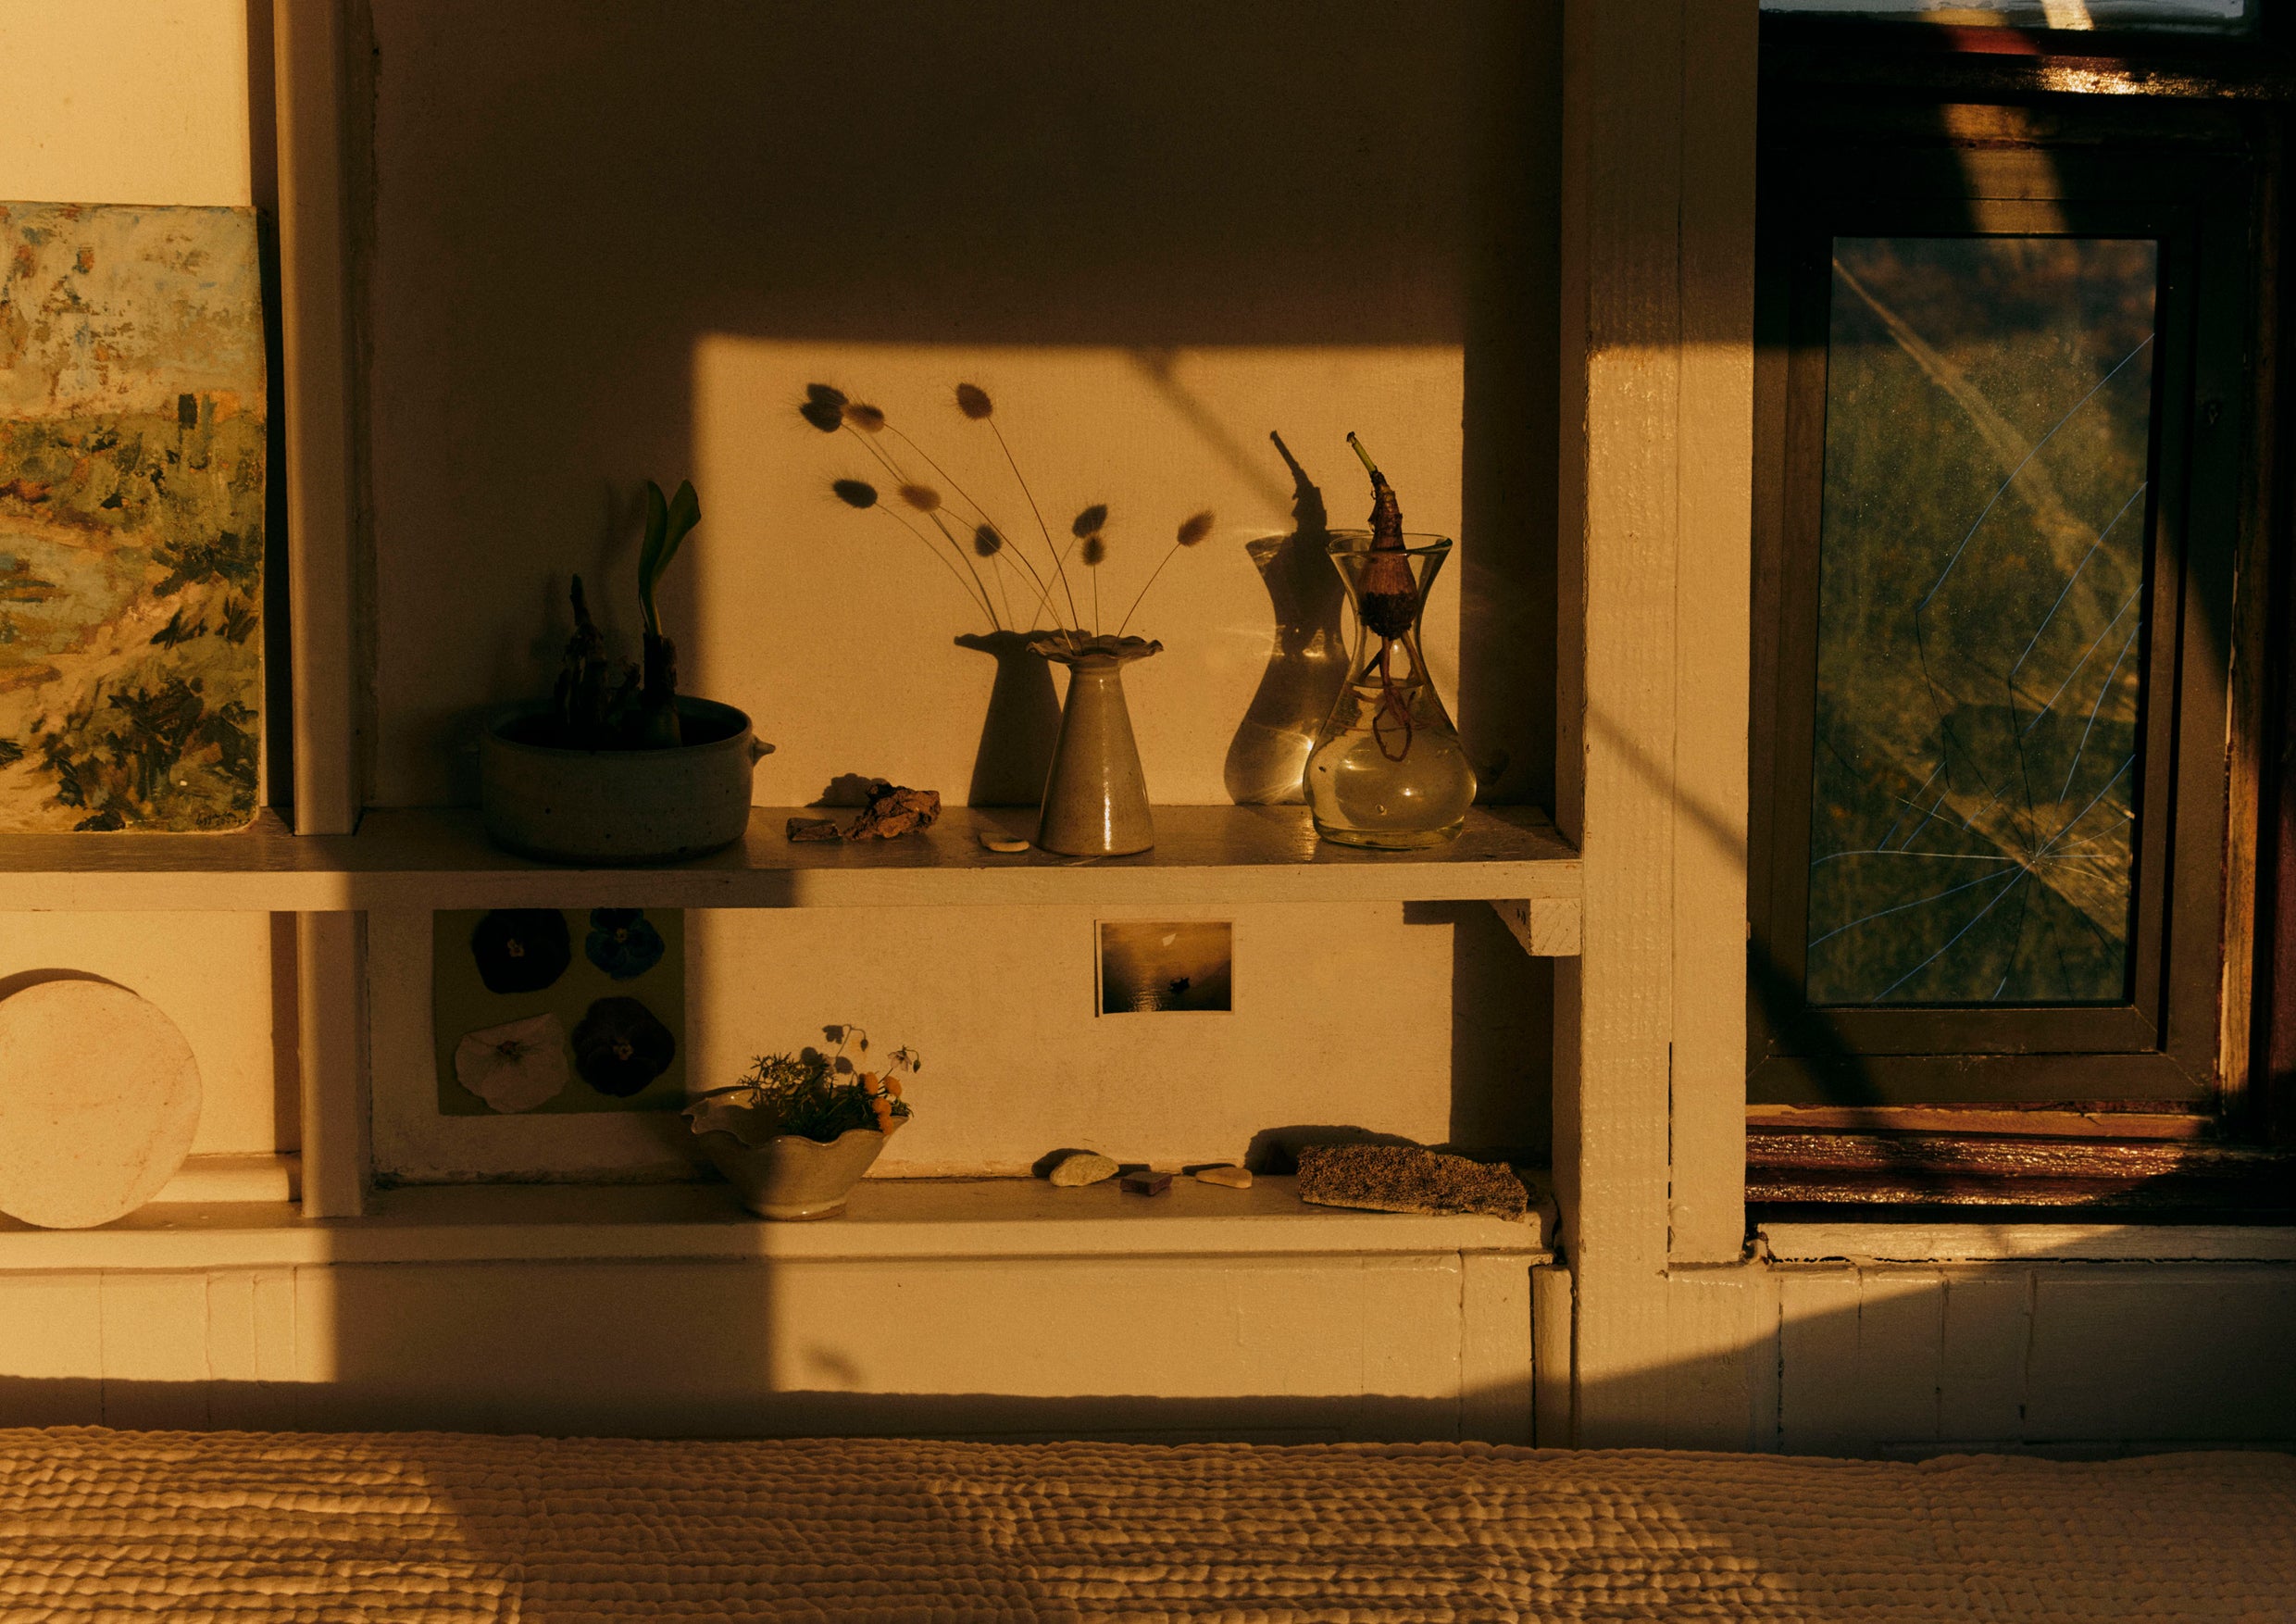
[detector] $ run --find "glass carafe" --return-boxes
[1304,532,1476,848]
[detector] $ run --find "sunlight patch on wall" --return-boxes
[690,340,1462,809]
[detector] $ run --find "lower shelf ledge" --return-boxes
[0,1175,1554,1271]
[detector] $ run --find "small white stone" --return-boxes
[1193,1165,1252,1189]
[1049,1151,1118,1187]
[978,831,1030,854]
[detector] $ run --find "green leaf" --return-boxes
[637,481,669,636]
[642,480,700,638]
[658,479,699,575]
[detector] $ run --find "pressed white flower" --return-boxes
[454,1013,569,1113]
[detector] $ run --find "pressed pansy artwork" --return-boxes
[431,907,684,1116]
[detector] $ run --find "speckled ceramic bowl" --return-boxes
[480,697,771,866]
[693,1121,896,1220]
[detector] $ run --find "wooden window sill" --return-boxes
[1747,1126,2296,1218]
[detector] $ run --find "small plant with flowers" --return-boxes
[683,1024,918,1149]
[802,381,1214,657]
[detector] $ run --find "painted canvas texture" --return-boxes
[0,203,266,831]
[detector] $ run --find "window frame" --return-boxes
[1748,119,2256,1109]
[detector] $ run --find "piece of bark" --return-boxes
[1296,1143,1528,1220]
[1049,1151,1118,1187]
[846,784,942,840]
[786,817,843,843]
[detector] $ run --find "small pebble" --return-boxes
[1119,1170,1172,1196]
[977,831,1031,854]
[1193,1165,1252,1189]
[1049,1151,1118,1187]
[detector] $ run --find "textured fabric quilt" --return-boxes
[1,1428,2290,1620]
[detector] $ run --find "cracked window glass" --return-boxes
[1806,235,2157,1006]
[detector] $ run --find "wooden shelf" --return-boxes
[0,804,1578,912]
[0,1175,1556,1271]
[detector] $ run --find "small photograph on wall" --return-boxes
[1098,920,1233,1015]
[433,908,685,1115]
[0,203,268,831]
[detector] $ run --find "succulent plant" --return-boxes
[553,479,700,750]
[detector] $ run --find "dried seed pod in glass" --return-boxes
[1304,441,1476,848]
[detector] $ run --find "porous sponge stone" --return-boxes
[1296,1143,1529,1220]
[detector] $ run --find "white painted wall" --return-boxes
[0,0,282,1160]
[0,0,254,208]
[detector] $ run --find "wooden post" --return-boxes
[277,0,368,1216]
[1555,0,1757,1444]
[296,910,369,1218]
[275,0,360,833]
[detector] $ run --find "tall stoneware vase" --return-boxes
[1030,632,1160,857]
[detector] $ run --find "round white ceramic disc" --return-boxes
[0,980,202,1230]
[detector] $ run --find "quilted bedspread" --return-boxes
[1,1428,2290,1620]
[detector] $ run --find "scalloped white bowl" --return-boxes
[692,1120,895,1220]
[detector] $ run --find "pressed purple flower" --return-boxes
[572,996,677,1097]
[470,909,571,994]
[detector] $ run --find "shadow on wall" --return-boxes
[953,631,1061,808]
[363,0,1562,812]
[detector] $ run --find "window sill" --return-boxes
[1759,1219,2296,1264]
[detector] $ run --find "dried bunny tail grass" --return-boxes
[969,395,1079,628]
[831,479,879,509]
[1079,534,1108,568]
[973,524,1004,557]
[1117,507,1216,636]
[842,402,887,432]
[898,483,942,513]
[800,383,848,432]
[1071,503,1109,540]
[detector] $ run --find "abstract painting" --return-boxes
[0,203,266,831]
